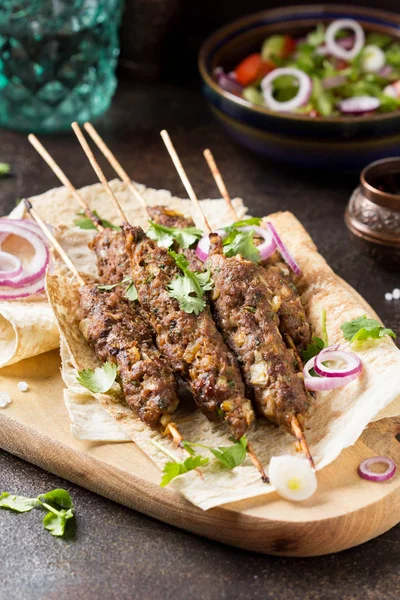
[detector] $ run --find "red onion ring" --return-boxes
[0,276,45,300]
[0,218,52,244]
[325,19,365,61]
[213,67,243,95]
[358,456,396,482]
[266,222,301,275]
[338,96,380,115]
[303,346,362,391]
[261,67,312,112]
[314,346,362,378]
[0,251,23,280]
[0,221,49,288]
[195,226,276,263]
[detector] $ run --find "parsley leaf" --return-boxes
[125,281,138,301]
[183,436,248,470]
[74,210,120,231]
[42,509,74,537]
[0,162,11,177]
[147,220,203,249]
[301,337,325,362]
[76,362,117,393]
[160,455,209,487]
[340,315,396,343]
[167,250,212,315]
[37,489,73,509]
[223,229,261,263]
[98,277,138,302]
[97,277,131,291]
[0,492,38,513]
[231,217,262,228]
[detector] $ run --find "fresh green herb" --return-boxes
[301,308,328,362]
[160,455,209,487]
[167,251,212,315]
[182,436,248,470]
[0,162,10,177]
[307,24,325,47]
[97,277,131,291]
[74,210,120,231]
[230,217,262,228]
[223,229,261,263]
[0,488,74,537]
[97,277,138,301]
[147,220,203,250]
[0,492,38,513]
[340,315,396,343]
[125,281,138,301]
[76,362,117,393]
[244,305,256,314]
[311,77,333,116]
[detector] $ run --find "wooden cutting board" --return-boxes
[0,283,399,557]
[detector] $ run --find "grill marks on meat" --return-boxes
[207,235,308,431]
[90,229,130,285]
[260,261,311,350]
[79,285,179,428]
[124,224,254,439]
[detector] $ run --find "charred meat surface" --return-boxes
[90,228,129,285]
[207,234,309,431]
[148,205,204,272]
[124,224,254,439]
[79,285,179,428]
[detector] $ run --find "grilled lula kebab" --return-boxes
[71,121,268,482]
[26,138,184,446]
[203,148,311,355]
[160,131,314,468]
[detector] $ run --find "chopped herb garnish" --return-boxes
[301,308,328,362]
[223,229,261,263]
[147,220,203,249]
[244,305,256,313]
[125,281,138,301]
[230,217,262,228]
[150,439,209,487]
[0,488,74,537]
[182,435,248,470]
[340,315,396,343]
[97,277,138,302]
[76,362,117,394]
[74,210,120,231]
[167,250,213,315]
[0,162,10,177]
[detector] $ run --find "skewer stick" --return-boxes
[28,134,103,232]
[203,149,238,222]
[83,122,148,210]
[291,416,315,470]
[71,122,128,224]
[24,199,85,286]
[160,130,212,233]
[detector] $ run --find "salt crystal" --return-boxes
[17,381,29,392]
[385,293,393,301]
[392,288,400,300]
[0,391,11,407]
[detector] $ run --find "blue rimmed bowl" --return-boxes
[199,5,400,170]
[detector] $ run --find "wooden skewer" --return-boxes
[203,149,238,222]
[291,416,315,470]
[160,130,212,233]
[71,122,128,224]
[24,199,85,286]
[83,122,148,211]
[28,134,104,232]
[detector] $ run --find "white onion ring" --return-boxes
[0,250,23,280]
[358,456,396,482]
[325,19,365,60]
[195,226,276,262]
[261,67,312,112]
[266,222,301,275]
[0,221,49,288]
[314,346,362,378]
[304,346,362,391]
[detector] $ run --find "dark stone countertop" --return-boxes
[0,81,399,600]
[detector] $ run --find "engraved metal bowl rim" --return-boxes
[360,157,400,212]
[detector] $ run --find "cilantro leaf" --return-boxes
[0,492,38,513]
[76,362,117,393]
[231,217,262,228]
[340,315,396,343]
[223,229,261,263]
[167,250,212,315]
[97,277,131,291]
[74,210,120,231]
[147,220,203,249]
[0,162,11,177]
[125,281,138,301]
[182,436,248,470]
[43,508,74,537]
[160,455,209,487]
[37,489,73,510]
[301,337,325,362]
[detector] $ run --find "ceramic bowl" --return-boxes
[199,5,400,170]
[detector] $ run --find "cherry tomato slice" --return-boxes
[234,54,276,87]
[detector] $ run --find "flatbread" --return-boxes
[41,183,400,510]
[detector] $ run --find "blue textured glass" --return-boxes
[0,0,123,132]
